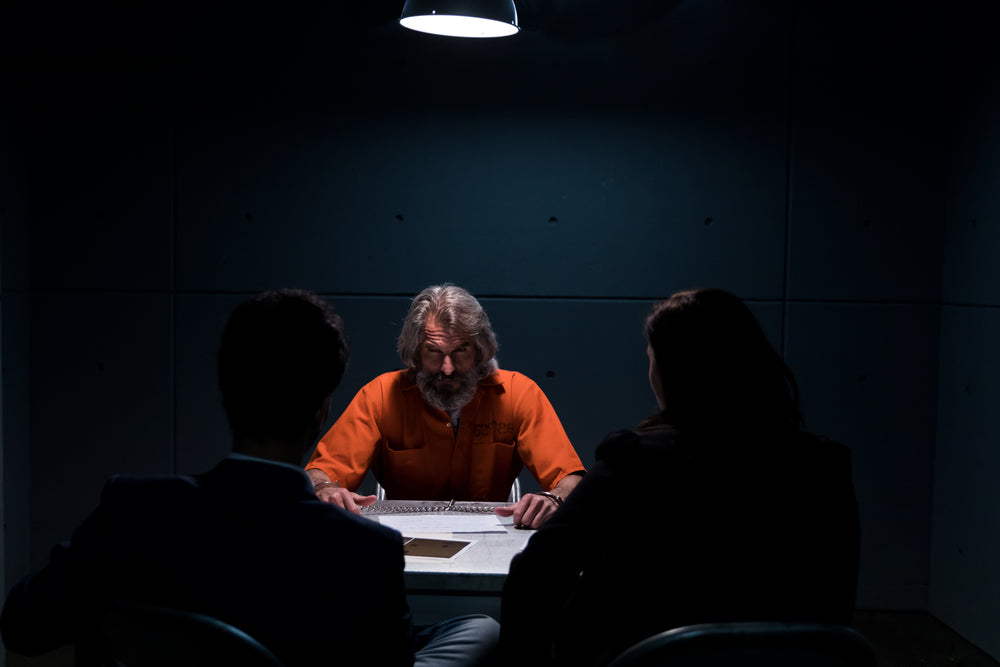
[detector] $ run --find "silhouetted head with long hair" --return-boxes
[643,288,802,434]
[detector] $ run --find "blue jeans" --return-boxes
[415,614,500,667]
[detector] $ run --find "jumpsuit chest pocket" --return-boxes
[469,420,517,444]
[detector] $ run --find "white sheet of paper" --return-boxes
[377,514,507,534]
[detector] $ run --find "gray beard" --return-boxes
[416,366,482,412]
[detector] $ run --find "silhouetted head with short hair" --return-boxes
[643,287,802,434]
[218,289,348,445]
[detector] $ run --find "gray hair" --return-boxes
[397,284,499,375]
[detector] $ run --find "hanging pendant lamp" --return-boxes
[399,0,520,38]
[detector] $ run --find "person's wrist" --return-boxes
[536,491,563,507]
[313,480,341,493]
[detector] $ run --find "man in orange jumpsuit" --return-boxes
[306,284,585,529]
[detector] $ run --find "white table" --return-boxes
[361,500,535,624]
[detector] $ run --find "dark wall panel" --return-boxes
[786,302,940,609]
[21,74,173,293]
[28,293,173,566]
[942,78,1000,306]
[931,54,1000,658]
[788,112,945,302]
[931,306,1000,658]
[174,109,789,299]
[3,76,31,595]
[1,295,29,594]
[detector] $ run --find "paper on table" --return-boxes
[378,513,507,534]
[402,537,474,559]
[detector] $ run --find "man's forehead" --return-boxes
[424,318,471,349]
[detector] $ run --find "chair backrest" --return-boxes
[607,622,877,667]
[100,600,285,667]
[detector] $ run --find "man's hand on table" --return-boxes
[495,493,560,529]
[307,471,377,514]
[495,473,583,529]
[314,485,377,513]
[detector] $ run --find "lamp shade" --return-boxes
[399,0,520,38]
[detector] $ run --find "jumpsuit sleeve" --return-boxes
[509,372,586,490]
[306,377,385,492]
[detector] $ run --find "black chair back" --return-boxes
[608,622,877,667]
[100,600,285,667]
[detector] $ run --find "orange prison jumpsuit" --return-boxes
[307,369,585,501]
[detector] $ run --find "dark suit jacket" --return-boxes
[1,456,415,667]
[500,425,860,667]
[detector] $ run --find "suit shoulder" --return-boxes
[311,503,403,546]
[102,473,198,498]
[596,427,684,466]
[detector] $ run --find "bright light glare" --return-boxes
[399,14,519,38]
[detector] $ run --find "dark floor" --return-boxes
[5,610,999,666]
[852,610,1000,667]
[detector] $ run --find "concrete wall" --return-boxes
[2,69,32,667]
[930,43,1000,658]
